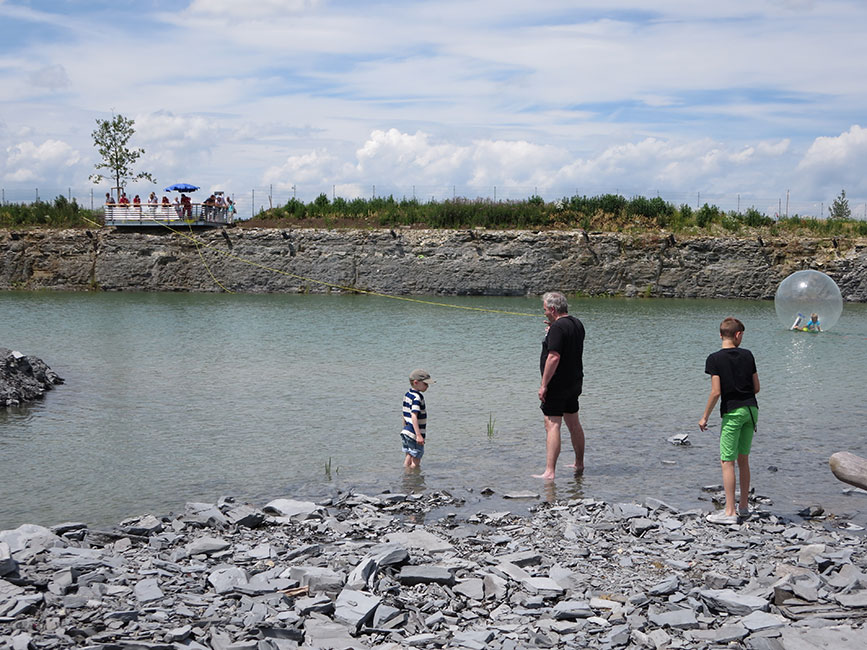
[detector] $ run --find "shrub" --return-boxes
[696,203,720,228]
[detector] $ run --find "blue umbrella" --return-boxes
[164,183,200,192]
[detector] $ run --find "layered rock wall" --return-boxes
[1,227,866,300]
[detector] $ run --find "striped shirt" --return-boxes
[401,389,427,440]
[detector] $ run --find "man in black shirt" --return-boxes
[534,291,586,479]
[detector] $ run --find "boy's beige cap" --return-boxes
[409,369,434,384]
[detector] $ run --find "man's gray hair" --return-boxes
[542,291,569,314]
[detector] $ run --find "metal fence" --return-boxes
[2,185,865,221]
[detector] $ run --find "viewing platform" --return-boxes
[104,203,233,228]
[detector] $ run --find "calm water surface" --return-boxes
[1,291,865,529]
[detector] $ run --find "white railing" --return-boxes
[104,204,234,225]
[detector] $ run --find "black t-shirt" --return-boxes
[704,347,758,415]
[540,315,585,396]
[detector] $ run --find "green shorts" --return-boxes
[719,406,757,461]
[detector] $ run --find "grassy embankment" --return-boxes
[3,193,867,238]
[246,193,867,238]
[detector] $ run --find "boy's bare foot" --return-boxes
[568,463,584,474]
[532,472,556,480]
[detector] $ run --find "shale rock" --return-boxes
[0,348,63,407]
[1,489,865,649]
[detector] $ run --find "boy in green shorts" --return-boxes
[698,317,760,525]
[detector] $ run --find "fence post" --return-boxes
[252,189,255,219]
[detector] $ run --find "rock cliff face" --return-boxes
[1,227,866,300]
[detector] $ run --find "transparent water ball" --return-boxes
[774,270,843,331]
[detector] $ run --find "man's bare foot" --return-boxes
[532,472,556,480]
[568,463,584,474]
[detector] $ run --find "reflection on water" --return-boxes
[0,291,866,529]
[401,469,427,494]
[541,473,584,504]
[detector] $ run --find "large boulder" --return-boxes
[0,348,63,407]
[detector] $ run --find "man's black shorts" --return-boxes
[541,393,580,416]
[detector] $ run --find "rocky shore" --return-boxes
[2,228,867,300]
[0,348,63,407]
[2,490,864,649]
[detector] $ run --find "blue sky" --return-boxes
[1,0,867,217]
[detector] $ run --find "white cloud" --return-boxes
[798,125,867,169]
[263,150,341,188]
[796,125,867,196]
[4,139,81,183]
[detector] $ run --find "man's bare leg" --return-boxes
[533,415,562,479]
[563,411,585,473]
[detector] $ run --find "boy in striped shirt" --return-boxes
[401,369,433,469]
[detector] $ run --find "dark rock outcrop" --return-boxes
[0,348,63,407]
[2,227,867,300]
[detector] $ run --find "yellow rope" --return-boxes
[186,221,235,294]
[83,215,538,317]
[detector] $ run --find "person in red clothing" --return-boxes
[118,192,130,206]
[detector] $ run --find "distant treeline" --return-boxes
[3,192,867,236]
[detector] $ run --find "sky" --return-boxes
[1,0,867,217]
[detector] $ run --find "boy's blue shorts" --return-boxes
[720,406,757,461]
[401,433,425,459]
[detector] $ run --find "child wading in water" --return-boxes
[698,317,760,525]
[401,369,433,469]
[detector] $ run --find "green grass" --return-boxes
[251,192,867,237]
[0,196,100,228]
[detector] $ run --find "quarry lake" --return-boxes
[1,291,866,529]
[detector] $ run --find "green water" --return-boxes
[1,291,865,529]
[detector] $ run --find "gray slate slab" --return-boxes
[0,543,17,577]
[133,577,163,602]
[186,536,231,556]
[648,607,698,629]
[740,610,787,631]
[700,588,769,615]
[552,600,594,620]
[262,498,325,521]
[398,565,455,586]
[207,566,249,594]
[454,577,485,600]
[286,565,344,592]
